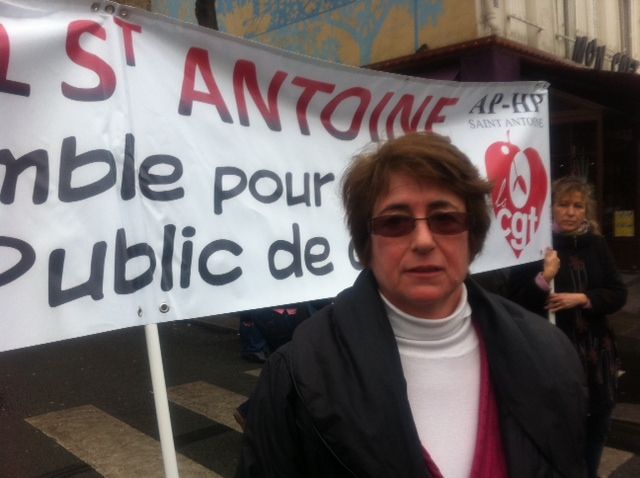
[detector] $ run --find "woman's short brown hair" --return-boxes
[342,132,493,267]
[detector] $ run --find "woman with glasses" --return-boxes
[237,132,587,478]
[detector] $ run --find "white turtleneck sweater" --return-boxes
[382,285,480,478]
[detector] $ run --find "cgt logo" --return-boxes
[484,133,548,257]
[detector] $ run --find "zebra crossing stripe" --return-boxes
[600,446,634,477]
[168,381,247,433]
[26,405,220,477]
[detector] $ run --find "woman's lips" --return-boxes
[407,265,442,273]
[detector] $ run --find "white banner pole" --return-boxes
[548,279,556,326]
[145,323,180,478]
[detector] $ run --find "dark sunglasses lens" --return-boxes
[371,216,415,237]
[428,212,469,234]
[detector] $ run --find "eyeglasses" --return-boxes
[369,212,471,237]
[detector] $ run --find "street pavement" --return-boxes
[0,273,639,477]
[603,272,640,477]
[0,318,255,477]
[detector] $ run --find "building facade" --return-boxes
[135,0,640,270]
[147,1,640,70]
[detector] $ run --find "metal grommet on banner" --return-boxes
[119,9,129,18]
[90,2,100,12]
[159,303,170,314]
[105,4,115,14]
[137,306,143,318]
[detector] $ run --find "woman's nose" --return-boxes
[412,219,436,250]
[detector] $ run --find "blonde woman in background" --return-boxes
[511,176,627,478]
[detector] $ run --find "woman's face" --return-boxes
[553,191,587,233]
[368,172,470,319]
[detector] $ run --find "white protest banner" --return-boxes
[0,0,552,352]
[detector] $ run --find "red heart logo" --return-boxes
[484,133,548,257]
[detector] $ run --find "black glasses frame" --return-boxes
[369,212,471,237]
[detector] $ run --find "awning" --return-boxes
[368,35,640,116]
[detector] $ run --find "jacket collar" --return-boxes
[291,269,428,476]
[466,279,586,477]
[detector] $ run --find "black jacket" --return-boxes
[237,270,587,477]
[509,231,627,412]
